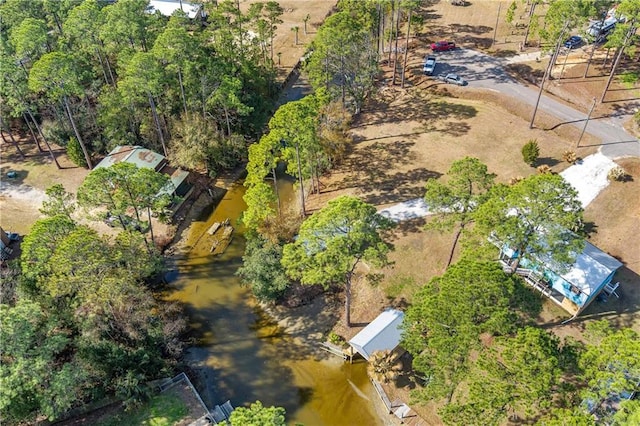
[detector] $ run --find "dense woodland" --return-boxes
[0,0,287,173]
[2,0,640,424]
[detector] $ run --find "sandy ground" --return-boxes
[560,152,617,208]
[298,3,639,423]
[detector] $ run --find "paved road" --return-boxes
[429,48,639,159]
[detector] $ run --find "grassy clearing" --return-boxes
[96,393,188,426]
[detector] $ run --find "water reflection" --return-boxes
[165,182,382,425]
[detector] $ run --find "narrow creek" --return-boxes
[164,181,383,425]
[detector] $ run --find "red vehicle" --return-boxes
[431,40,456,52]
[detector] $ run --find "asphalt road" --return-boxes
[429,48,639,159]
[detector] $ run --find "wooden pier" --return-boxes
[319,342,354,362]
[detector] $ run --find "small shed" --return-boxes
[348,309,404,361]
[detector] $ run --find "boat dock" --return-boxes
[205,218,234,256]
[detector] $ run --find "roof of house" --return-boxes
[560,241,622,298]
[500,238,622,309]
[147,0,203,19]
[348,309,404,360]
[95,145,166,171]
[158,165,190,197]
[94,146,190,198]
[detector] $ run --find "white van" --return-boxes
[588,16,617,37]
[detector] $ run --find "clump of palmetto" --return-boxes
[537,164,553,174]
[562,150,578,164]
[367,350,403,384]
[508,176,524,185]
[607,166,627,182]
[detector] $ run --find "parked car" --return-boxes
[431,40,456,52]
[564,35,583,49]
[104,212,143,232]
[441,73,467,86]
[423,56,436,75]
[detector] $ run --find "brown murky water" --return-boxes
[165,182,382,425]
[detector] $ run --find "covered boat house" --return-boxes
[348,309,404,361]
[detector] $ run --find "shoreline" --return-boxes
[164,183,400,425]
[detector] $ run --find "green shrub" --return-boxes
[236,235,289,302]
[522,139,540,166]
[620,71,639,87]
[328,331,345,346]
[41,119,72,146]
[66,137,88,168]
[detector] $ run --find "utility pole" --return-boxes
[492,2,501,48]
[530,23,568,129]
[295,143,306,217]
[577,97,597,148]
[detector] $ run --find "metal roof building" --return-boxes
[95,145,192,198]
[348,309,404,361]
[498,239,622,318]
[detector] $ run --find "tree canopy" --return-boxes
[4,211,184,423]
[402,258,518,403]
[281,196,394,326]
[441,327,562,425]
[228,400,286,426]
[475,173,584,273]
[424,157,495,267]
[1,0,281,169]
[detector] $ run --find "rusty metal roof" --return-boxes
[95,146,166,171]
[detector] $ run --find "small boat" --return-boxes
[210,238,219,253]
[208,222,221,235]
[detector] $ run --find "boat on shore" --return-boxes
[208,222,221,235]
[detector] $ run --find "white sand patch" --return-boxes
[560,152,617,208]
[380,152,615,223]
[0,181,47,206]
[378,198,431,222]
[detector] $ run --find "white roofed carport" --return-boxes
[348,309,404,361]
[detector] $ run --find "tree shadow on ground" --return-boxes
[494,49,518,58]
[604,102,640,117]
[505,63,545,85]
[0,168,29,185]
[355,91,477,138]
[419,4,442,23]
[392,217,427,237]
[333,139,441,206]
[449,24,493,35]
[535,157,561,167]
[459,35,494,49]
